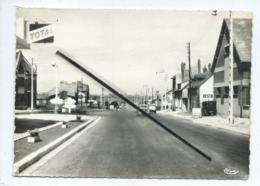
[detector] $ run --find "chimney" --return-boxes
[198,59,201,74]
[203,65,207,73]
[181,62,186,83]
[208,63,212,72]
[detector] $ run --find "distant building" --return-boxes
[38,81,89,107]
[162,89,173,110]
[15,51,37,110]
[172,62,190,112]
[211,19,252,118]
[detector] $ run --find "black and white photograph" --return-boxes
[11,8,253,179]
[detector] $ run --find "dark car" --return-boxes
[201,101,217,116]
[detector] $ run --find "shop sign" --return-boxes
[192,108,202,117]
[28,24,54,43]
[203,94,213,98]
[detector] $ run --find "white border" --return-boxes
[1,1,259,186]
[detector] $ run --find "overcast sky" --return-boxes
[17,8,252,95]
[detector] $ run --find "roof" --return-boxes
[48,81,89,97]
[211,18,252,73]
[37,93,49,99]
[225,19,252,62]
[16,51,36,74]
[174,81,189,92]
[191,74,212,89]
[16,36,30,49]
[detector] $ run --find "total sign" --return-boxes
[27,24,54,43]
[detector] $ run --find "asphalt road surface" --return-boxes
[23,110,249,179]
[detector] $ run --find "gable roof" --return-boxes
[225,19,252,62]
[211,18,252,72]
[191,73,212,89]
[16,51,37,74]
[47,81,89,98]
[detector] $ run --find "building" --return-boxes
[172,62,190,112]
[211,19,252,118]
[46,81,89,106]
[162,89,173,110]
[189,71,214,109]
[15,51,37,110]
[172,60,214,112]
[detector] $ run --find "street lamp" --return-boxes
[30,58,37,111]
[156,69,167,111]
[52,61,59,113]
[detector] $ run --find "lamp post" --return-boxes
[52,61,59,113]
[30,58,36,111]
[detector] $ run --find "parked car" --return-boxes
[148,104,157,113]
[136,104,149,116]
[201,101,217,116]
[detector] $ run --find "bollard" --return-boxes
[61,121,68,129]
[27,129,40,143]
[77,115,82,121]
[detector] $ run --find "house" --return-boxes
[162,89,173,110]
[211,19,252,118]
[189,70,214,109]
[47,81,89,106]
[15,51,37,110]
[172,60,214,112]
[172,62,191,112]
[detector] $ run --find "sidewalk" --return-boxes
[157,110,250,136]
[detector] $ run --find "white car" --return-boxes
[148,104,157,113]
[136,104,148,116]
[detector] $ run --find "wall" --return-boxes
[199,76,214,106]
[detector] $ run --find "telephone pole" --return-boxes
[31,58,34,111]
[187,42,192,112]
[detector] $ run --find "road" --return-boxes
[23,110,249,179]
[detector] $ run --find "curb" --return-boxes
[13,117,98,174]
[158,112,250,136]
[14,121,63,141]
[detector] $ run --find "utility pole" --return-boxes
[81,78,83,106]
[31,58,34,111]
[101,87,104,108]
[52,61,59,113]
[212,10,234,123]
[229,11,234,124]
[187,42,192,113]
[152,87,154,103]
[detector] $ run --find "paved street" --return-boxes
[23,110,249,179]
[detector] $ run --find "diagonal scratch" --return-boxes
[56,48,212,161]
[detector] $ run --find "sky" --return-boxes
[16,8,252,95]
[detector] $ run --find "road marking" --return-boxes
[18,117,101,176]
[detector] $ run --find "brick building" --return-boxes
[15,51,37,110]
[211,19,252,118]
